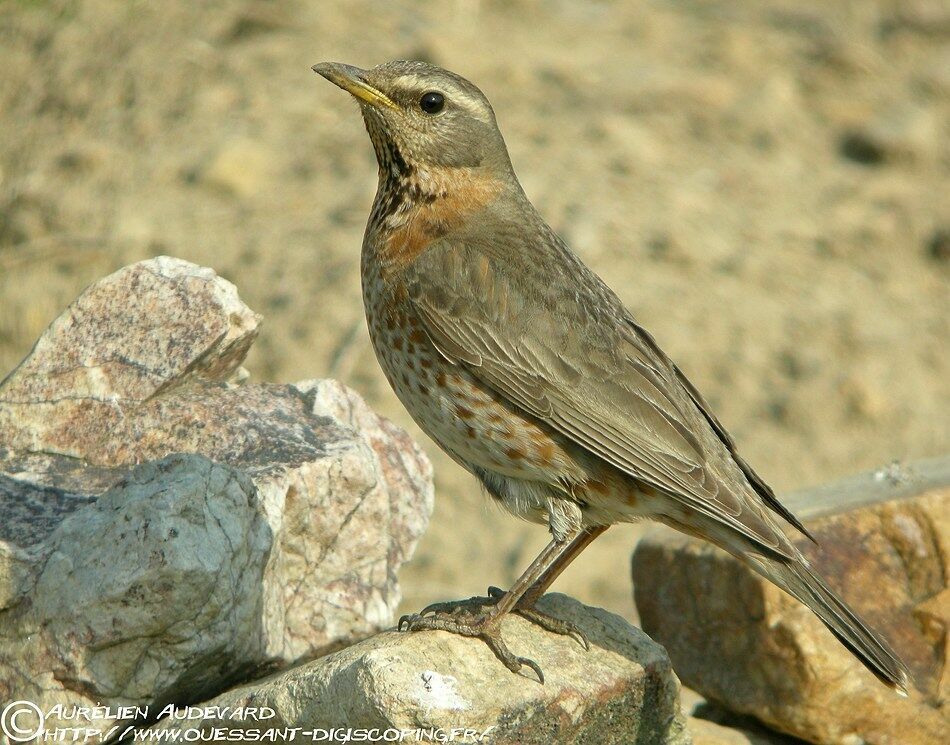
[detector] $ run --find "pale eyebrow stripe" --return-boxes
[392,75,491,123]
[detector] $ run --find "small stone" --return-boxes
[926,228,950,263]
[839,130,885,165]
[839,105,939,166]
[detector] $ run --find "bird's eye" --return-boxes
[419,91,445,114]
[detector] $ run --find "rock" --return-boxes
[632,458,950,745]
[146,594,690,745]
[0,257,434,738]
[3,454,272,729]
[0,255,260,455]
[926,228,950,263]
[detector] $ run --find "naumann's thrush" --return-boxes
[313,60,907,692]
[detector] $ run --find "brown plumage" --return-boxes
[313,60,908,692]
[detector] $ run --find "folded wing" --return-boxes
[406,231,800,558]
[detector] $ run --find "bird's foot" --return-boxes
[397,586,589,683]
[398,604,545,683]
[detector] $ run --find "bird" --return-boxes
[312,59,908,692]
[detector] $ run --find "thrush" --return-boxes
[313,60,908,692]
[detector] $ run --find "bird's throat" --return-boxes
[365,165,505,276]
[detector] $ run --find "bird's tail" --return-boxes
[746,553,910,695]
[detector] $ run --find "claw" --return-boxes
[418,601,451,617]
[518,656,545,684]
[478,622,545,684]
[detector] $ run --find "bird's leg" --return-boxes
[520,525,608,605]
[398,526,607,681]
[487,525,608,648]
[399,535,568,681]
[410,535,564,619]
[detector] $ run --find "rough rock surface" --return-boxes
[147,594,690,745]
[633,458,950,745]
[0,258,433,737]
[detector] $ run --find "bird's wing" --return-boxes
[664,349,816,541]
[405,226,796,558]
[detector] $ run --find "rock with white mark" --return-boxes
[146,594,691,745]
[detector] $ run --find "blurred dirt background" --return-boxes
[1,0,947,620]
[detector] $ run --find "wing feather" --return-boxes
[407,233,797,558]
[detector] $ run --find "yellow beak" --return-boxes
[312,62,397,110]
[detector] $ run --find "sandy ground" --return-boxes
[1,0,947,620]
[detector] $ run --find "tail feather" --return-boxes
[747,555,910,695]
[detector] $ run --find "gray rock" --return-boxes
[146,594,690,745]
[0,257,433,739]
[2,455,271,727]
[632,458,950,745]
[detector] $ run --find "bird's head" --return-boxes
[313,60,513,180]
